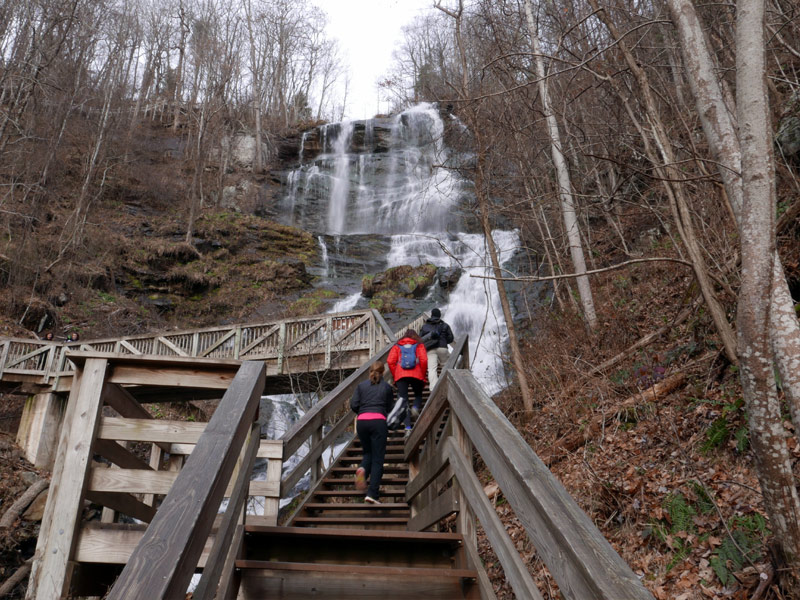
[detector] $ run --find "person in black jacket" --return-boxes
[419,308,454,388]
[350,360,394,504]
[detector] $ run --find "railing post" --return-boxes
[0,339,9,379]
[451,412,476,549]
[277,322,286,374]
[234,326,242,359]
[310,423,324,486]
[325,317,332,369]
[191,332,199,356]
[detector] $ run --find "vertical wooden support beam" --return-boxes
[0,339,10,379]
[143,444,164,506]
[451,413,477,551]
[325,317,332,369]
[16,392,66,468]
[310,424,323,487]
[277,323,286,374]
[263,455,282,525]
[27,359,108,600]
[234,326,242,360]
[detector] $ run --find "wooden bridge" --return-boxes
[12,311,654,599]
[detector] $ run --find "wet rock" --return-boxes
[362,264,437,299]
[438,268,462,289]
[141,294,175,312]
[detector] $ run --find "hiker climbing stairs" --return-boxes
[289,430,411,530]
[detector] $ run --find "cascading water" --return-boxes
[276,103,522,394]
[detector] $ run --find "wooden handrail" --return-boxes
[0,309,380,385]
[280,339,395,459]
[404,334,469,459]
[106,360,265,600]
[407,370,653,600]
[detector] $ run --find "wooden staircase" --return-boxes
[26,328,655,600]
[236,526,479,599]
[237,425,480,599]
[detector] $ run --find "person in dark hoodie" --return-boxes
[350,360,394,504]
[387,329,428,435]
[420,308,454,388]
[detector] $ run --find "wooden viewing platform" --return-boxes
[16,310,654,600]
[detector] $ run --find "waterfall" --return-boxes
[327,120,353,234]
[299,131,307,164]
[278,103,522,392]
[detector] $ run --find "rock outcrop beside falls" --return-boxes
[277,117,397,165]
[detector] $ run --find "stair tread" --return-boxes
[313,490,406,497]
[244,525,464,544]
[236,559,476,579]
[293,516,409,524]
[303,502,409,510]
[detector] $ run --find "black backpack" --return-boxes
[398,343,419,370]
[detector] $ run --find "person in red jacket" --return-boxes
[387,329,428,434]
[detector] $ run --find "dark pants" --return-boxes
[357,418,388,499]
[396,377,424,428]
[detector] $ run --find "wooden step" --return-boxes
[321,477,409,487]
[312,489,406,499]
[303,502,409,511]
[329,465,407,475]
[237,560,478,599]
[292,516,409,526]
[337,453,407,463]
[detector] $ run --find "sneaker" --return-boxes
[355,467,367,491]
[404,428,412,440]
[365,496,381,505]
[410,405,420,419]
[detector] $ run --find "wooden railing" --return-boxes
[106,361,266,600]
[404,362,654,600]
[0,309,395,388]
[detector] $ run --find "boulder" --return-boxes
[362,264,437,299]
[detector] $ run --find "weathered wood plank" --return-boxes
[106,360,265,600]
[405,443,450,504]
[94,439,153,471]
[85,490,157,524]
[168,439,282,459]
[27,359,108,600]
[193,422,260,600]
[406,486,458,532]
[461,537,497,600]
[74,525,214,567]
[98,416,207,444]
[448,371,653,600]
[445,437,543,600]
[88,467,278,497]
[108,364,236,389]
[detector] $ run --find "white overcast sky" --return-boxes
[313,0,436,119]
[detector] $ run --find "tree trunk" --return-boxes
[589,0,739,364]
[667,0,800,433]
[736,0,800,585]
[524,0,597,330]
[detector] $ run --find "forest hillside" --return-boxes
[2,0,800,599]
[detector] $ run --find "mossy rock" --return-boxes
[362,263,436,298]
[369,290,399,313]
